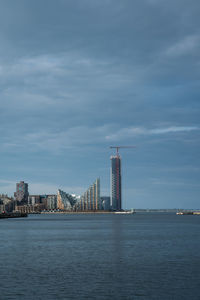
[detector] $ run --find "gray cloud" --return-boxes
[1,124,198,155]
[106,126,199,141]
[0,0,200,208]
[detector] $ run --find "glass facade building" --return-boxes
[57,189,76,211]
[79,178,101,211]
[110,155,122,211]
[101,196,111,211]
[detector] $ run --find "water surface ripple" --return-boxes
[0,213,199,299]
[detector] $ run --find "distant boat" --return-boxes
[115,209,135,214]
[176,211,193,215]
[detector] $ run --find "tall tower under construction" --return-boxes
[110,155,122,211]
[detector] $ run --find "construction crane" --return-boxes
[110,146,136,156]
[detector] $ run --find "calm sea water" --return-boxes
[0,213,200,300]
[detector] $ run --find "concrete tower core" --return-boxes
[110,155,122,211]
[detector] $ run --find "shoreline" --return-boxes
[0,212,28,219]
[41,211,118,214]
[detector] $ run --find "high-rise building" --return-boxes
[95,178,101,210]
[110,155,121,211]
[14,181,29,203]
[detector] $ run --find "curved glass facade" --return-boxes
[57,189,76,211]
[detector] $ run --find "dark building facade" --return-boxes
[101,196,110,211]
[14,181,29,203]
[110,155,121,211]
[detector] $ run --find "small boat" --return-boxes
[115,209,135,214]
[176,211,193,215]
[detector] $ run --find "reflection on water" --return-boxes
[0,213,200,299]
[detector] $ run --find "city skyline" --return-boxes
[0,1,200,209]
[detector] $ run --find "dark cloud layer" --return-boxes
[0,0,200,208]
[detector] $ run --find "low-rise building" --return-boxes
[16,203,45,213]
[28,194,57,211]
[0,194,15,212]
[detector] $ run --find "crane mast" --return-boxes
[110,146,136,156]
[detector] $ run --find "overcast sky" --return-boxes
[0,0,200,208]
